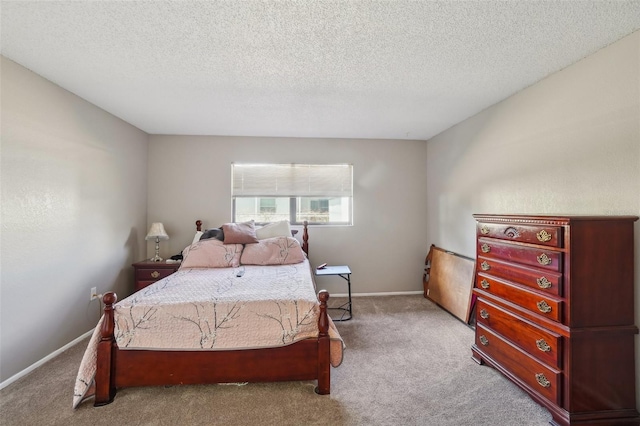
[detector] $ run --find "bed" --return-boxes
[73,220,344,408]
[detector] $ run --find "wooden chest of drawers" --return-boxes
[471,214,639,426]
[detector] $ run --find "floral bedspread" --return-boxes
[73,260,344,408]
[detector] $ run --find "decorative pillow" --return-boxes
[200,227,224,241]
[255,220,292,240]
[240,236,305,265]
[180,239,242,269]
[222,220,259,244]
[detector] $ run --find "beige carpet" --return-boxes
[0,295,552,425]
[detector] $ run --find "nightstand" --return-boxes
[132,260,180,292]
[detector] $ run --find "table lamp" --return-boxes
[145,222,169,262]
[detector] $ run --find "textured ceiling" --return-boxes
[2,1,640,140]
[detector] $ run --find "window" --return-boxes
[232,163,353,225]
[259,198,276,213]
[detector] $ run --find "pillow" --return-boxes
[222,220,259,244]
[200,227,224,241]
[240,236,305,265]
[180,239,242,269]
[255,220,292,240]
[192,231,204,245]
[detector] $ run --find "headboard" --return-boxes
[195,220,309,255]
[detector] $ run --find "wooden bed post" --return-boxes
[302,221,309,255]
[315,290,330,395]
[95,292,117,406]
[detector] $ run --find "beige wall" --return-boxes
[0,57,149,383]
[425,32,640,408]
[147,136,429,296]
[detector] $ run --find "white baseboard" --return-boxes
[330,290,424,298]
[0,328,94,390]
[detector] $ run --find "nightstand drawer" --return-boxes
[132,261,180,292]
[136,267,175,281]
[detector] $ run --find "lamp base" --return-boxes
[150,237,163,262]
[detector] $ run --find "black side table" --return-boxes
[315,265,352,321]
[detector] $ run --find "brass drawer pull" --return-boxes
[479,335,489,346]
[537,253,552,266]
[536,230,552,243]
[480,309,490,319]
[536,339,551,352]
[480,243,491,253]
[480,225,490,235]
[480,279,490,289]
[480,261,490,271]
[537,276,552,289]
[537,300,552,313]
[535,373,551,388]
[151,271,160,278]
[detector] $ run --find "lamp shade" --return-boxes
[145,222,169,240]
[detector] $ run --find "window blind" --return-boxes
[232,164,353,198]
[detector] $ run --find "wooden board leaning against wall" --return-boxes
[423,245,476,324]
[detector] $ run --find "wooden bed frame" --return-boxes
[95,220,330,406]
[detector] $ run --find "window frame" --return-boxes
[231,163,353,226]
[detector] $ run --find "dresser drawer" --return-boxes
[477,222,562,248]
[477,257,562,296]
[476,299,562,368]
[477,239,562,272]
[476,274,563,322]
[476,324,561,405]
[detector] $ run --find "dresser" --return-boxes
[132,260,180,292]
[471,214,639,426]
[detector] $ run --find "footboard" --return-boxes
[94,290,332,405]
